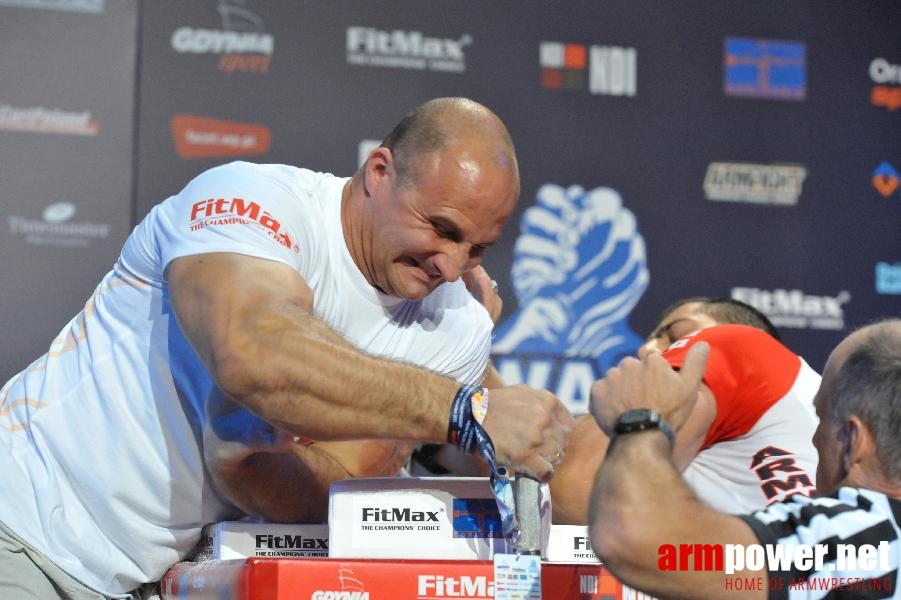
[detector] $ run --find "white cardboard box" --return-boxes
[328,476,511,559]
[545,524,601,563]
[198,521,330,560]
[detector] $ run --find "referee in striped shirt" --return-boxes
[588,318,901,599]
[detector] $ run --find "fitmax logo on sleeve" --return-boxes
[188,197,297,251]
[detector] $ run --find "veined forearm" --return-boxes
[589,433,763,600]
[217,307,460,443]
[214,444,348,523]
[213,439,416,523]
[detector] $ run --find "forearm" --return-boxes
[214,439,416,523]
[589,433,763,600]
[480,361,505,388]
[220,307,459,442]
[214,445,348,523]
[171,254,571,483]
[550,414,607,524]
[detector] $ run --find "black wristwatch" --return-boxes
[612,408,675,447]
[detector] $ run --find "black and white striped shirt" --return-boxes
[742,487,901,599]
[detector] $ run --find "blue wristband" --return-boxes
[447,385,521,543]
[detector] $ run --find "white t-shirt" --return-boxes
[0,161,492,596]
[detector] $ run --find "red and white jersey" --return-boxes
[663,324,820,513]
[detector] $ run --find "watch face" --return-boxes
[614,408,673,446]
[615,409,659,432]
[621,409,654,426]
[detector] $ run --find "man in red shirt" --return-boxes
[551,297,819,523]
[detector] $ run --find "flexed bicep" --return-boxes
[165,252,316,401]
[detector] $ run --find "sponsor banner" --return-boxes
[870,57,901,111]
[170,0,273,74]
[0,104,100,136]
[171,114,270,159]
[0,0,102,12]
[724,38,806,101]
[871,162,900,198]
[346,26,471,73]
[703,162,807,205]
[876,262,901,295]
[731,287,849,331]
[540,42,637,96]
[7,202,111,247]
[161,558,628,600]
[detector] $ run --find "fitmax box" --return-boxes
[198,521,330,560]
[328,477,511,559]
[545,524,602,563]
[161,558,629,600]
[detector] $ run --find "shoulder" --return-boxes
[420,280,493,338]
[180,161,332,195]
[187,160,279,184]
[665,324,800,386]
[745,487,896,544]
[671,325,811,446]
[672,324,784,354]
[171,162,344,228]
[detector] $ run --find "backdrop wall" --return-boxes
[2,0,899,414]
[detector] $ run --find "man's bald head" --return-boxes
[379,97,518,188]
[816,318,901,489]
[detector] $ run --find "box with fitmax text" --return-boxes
[198,521,329,560]
[545,524,602,563]
[328,477,512,559]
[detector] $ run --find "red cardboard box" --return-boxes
[161,557,642,599]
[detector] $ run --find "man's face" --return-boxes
[811,336,854,495]
[638,302,720,358]
[364,143,518,300]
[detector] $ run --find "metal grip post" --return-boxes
[512,475,542,555]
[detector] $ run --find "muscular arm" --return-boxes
[589,432,765,599]
[551,386,716,524]
[587,344,765,599]
[173,253,459,520]
[169,252,457,442]
[170,252,570,495]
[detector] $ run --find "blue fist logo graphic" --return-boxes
[492,184,649,412]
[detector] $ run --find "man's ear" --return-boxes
[844,415,875,472]
[363,147,392,195]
